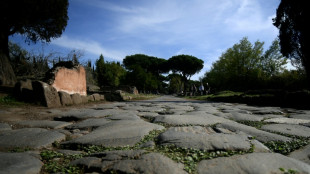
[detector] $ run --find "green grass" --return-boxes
[0,96,26,106]
[122,93,159,101]
[184,90,242,100]
[264,139,309,155]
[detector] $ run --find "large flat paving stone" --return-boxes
[0,152,43,174]
[264,117,310,124]
[64,120,164,147]
[154,114,230,126]
[261,124,310,138]
[0,123,11,132]
[216,122,291,143]
[223,112,265,121]
[71,150,186,174]
[109,153,186,174]
[137,112,159,118]
[289,111,310,120]
[289,144,310,165]
[66,118,111,130]
[197,153,310,174]
[56,108,138,121]
[157,126,252,151]
[0,128,65,150]
[16,120,72,129]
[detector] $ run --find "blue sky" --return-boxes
[9,0,281,80]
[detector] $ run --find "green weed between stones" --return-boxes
[264,139,309,155]
[0,96,26,106]
[40,150,83,174]
[236,120,268,129]
[262,130,310,155]
[279,167,299,174]
[154,144,255,174]
[47,129,256,174]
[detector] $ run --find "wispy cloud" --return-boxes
[52,35,125,61]
[224,0,276,32]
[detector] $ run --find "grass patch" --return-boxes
[183,91,242,101]
[236,120,268,129]
[122,93,159,101]
[0,96,26,106]
[211,91,243,97]
[40,150,83,174]
[154,144,254,174]
[264,139,309,155]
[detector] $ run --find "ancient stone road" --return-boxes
[1,95,310,173]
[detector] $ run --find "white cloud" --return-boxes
[52,35,125,61]
[224,0,276,32]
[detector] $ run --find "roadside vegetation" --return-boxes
[0,95,28,107]
[122,92,159,101]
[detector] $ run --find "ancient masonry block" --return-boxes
[46,63,87,96]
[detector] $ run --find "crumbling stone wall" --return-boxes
[46,62,86,96]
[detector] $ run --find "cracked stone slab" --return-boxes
[216,122,291,143]
[197,152,310,174]
[261,124,310,138]
[72,150,186,174]
[64,120,164,147]
[300,123,310,128]
[91,150,146,161]
[16,120,72,129]
[237,106,284,115]
[264,117,310,124]
[289,113,310,120]
[137,112,159,118]
[137,107,165,113]
[66,118,111,130]
[157,126,252,151]
[226,112,265,121]
[0,152,43,174]
[0,123,11,132]
[0,128,65,150]
[154,114,231,126]
[289,144,310,165]
[109,153,186,174]
[56,108,138,121]
[106,112,140,120]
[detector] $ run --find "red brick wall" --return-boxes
[51,66,86,96]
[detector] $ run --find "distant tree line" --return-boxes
[95,54,204,93]
[201,37,307,92]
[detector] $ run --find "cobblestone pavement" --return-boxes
[1,95,310,174]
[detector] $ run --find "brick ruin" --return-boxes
[46,62,86,96]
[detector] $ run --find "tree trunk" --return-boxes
[0,29,16,86]
[302,54,310,88]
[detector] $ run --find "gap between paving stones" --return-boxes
[234,119,310,155]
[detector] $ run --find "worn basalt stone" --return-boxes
[14,79,33,101]
[59,91,73,106]
[197,153,310,174]
[32,81,61,108]
[92,93,101,101]
[71,93,83,105]
[0,152,43,174]
[0,128,66,150]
